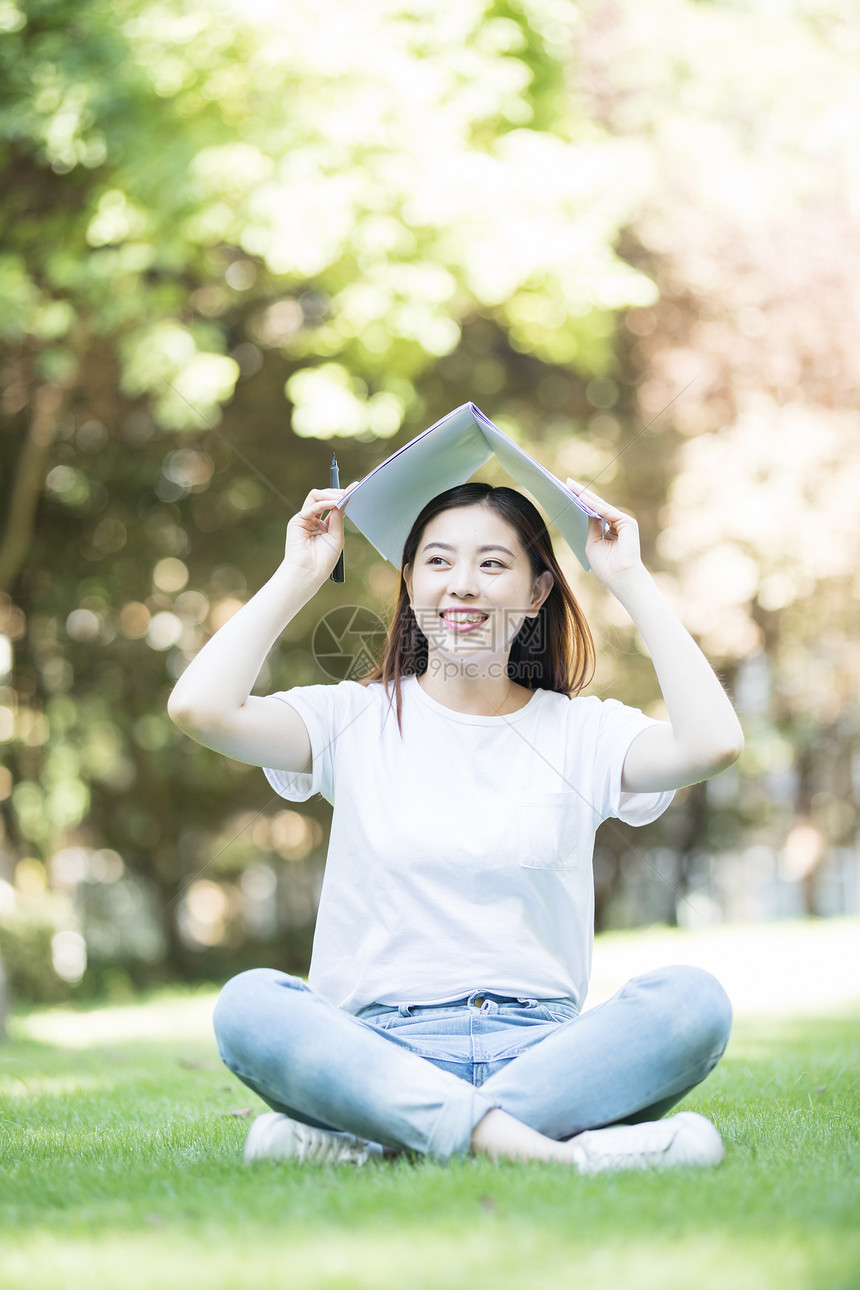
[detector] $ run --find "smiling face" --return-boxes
[404,503,553,672]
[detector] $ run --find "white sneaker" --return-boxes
[243,1111,379,1165]
[569,1111,725,1174]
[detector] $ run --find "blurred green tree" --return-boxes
[0,0,658,988]
[1,0,858,996]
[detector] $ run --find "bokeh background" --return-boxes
[1,0,858,1007]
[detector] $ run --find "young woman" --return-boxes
[168,475,743,1172]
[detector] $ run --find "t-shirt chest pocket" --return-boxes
[517,791,593,871]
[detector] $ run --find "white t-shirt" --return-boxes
[263,675,673,1014]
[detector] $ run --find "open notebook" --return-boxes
[336,402,601,570]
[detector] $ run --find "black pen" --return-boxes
[329,452,345,583]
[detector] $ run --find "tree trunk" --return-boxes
[0,381,66,595]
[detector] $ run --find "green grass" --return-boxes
[1,988,858,1290]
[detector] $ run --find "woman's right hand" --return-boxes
[283,484,358,581]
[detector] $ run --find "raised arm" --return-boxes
[167,484,354,771]
[568,479,744,794]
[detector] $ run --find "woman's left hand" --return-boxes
[567,478,645,588]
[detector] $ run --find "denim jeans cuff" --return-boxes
[426,1087,499,1161]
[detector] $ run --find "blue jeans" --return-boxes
[213,965,732,1161]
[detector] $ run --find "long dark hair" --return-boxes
[361,484,595,728]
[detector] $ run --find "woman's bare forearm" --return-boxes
[566,478,742,791]
[168,482,353,733]
[167,562,321,727]
[610,566,744,774]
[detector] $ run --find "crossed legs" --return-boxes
[213,965,732,1164]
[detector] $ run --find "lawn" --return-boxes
[1,923,858,1290]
